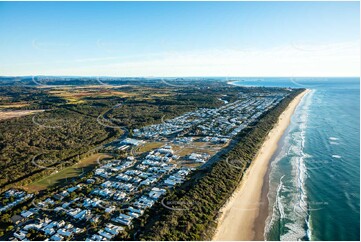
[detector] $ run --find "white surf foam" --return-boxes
[264,175,285,239]
[282,90,312,241]
[265,90,314,240]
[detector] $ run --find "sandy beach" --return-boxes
[212,89,310,241]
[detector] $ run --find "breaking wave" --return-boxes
[265,90,313,241]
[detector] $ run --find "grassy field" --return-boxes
[24,153,111,192]
[137,142,165,153]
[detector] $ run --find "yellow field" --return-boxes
[0,102,30,109]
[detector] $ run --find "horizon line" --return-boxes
[0,75,359,79]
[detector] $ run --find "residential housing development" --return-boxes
[1,90,289,241]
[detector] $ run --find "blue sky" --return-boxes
[0,1,359,77]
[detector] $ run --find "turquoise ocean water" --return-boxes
[233,78,360,241]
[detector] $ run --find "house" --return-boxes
[44,198,55,205]
[13,231,27,240]
[44,228,56,236]
[105,223,123,235]
[83,198,93,208]
[101,181,112,188]
[148,187,166,200]
[128,207,144,215]
[136,164,148,170]
[164,179,178,187]
[133,196,154,209]
[113,191,127,201]
[43,221,58,230]
[118,145,129,151]
[58,220,66,228]
[131,177,142,184]
[105,206,116,213]
[73,227,84,234]
[125,169,141,176]
[62,203,70,209]
[127,212,139,219]
[57,229,73,238]
[54,207,64,213]
[86,234,104,241]
[101,188,115,197]
[20,210,34,218]
[68,208,81,217]
[64,223,74,230]
[157,148,174,155]
[11,215,25,225]
[5,189,25,198]
[138,172,151,179]
[53,194,63,201]
[120,138,143,146]
[91,198,103,208]
[23,223,41,231]
[59,191,69,198]
[50,234,64,241]
[67,186,78,193]
[90,215,101,224]
[73,210,90,220]
[98,230,113,240]
[115,173,132,182]
[112,213,133,226]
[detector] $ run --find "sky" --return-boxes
[0,1,359,77]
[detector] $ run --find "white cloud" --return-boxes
[2,41,359,77]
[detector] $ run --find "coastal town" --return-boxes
[0,90,289,241]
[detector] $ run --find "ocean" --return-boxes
[233,78,360,241]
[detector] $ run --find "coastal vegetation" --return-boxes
[0,108,121,191]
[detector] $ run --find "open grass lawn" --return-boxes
[137,142,164,153]
[24,153,111,192]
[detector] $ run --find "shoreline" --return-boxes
[212,89,310,241]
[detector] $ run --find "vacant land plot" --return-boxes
[172,142,226,157]
[0,110,44,121]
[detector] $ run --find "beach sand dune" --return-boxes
[212,89,309,241]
